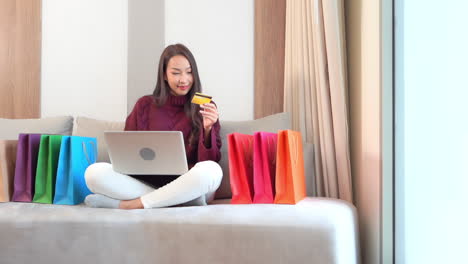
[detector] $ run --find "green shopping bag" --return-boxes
[33,135,63,204]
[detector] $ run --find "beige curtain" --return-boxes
[284,0,352,203]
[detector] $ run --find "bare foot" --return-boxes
[119,198,144,209]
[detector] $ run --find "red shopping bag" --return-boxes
[274,130,306,204]
[227,133,254,204]
[252,132,277,203]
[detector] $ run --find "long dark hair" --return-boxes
[153,44,202,146]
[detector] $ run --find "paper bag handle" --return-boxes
[82,141,97,165]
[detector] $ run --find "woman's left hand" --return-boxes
[200,103,219,132]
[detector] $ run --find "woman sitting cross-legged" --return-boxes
[84,44,222,209]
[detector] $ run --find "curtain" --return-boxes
[284,0,352,203]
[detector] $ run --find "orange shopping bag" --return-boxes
[0,140,18,202]
[274,130,306,204]
[227,133,254,204]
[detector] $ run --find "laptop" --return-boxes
[104,131,189,176]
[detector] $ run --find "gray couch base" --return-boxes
[0,198,359,264]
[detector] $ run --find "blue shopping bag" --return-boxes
[53,136,97,205]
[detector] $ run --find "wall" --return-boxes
[346,0,391,263]
[41,0,128,121]
[165,0,254,121]
[254,0,285,119]
[0,0,41,119]
[127,0,165,114]
[395,1,468,263]
[41,0,254,122]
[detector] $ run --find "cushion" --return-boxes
[0,198,359,264]
[0,116,73,140]
[0,140,17,202]
[72,117,125,163]
[73,113,306,200]
[216,112,292,199]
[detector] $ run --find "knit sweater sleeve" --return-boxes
[197,119,222,162]
[125,96,152,131]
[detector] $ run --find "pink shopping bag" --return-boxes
[252,132,277,203]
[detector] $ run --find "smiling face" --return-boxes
[165,55,193,96]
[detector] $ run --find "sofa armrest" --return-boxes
[0,116,73,140]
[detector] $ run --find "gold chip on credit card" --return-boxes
[191,92,212,105]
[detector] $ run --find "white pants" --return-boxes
[84,160,223,208]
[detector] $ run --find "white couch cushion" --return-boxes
[72,113,313,199]
[0,197,359,264]
[72,116,125,163]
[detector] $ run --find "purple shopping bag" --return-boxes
[12,134,41,202]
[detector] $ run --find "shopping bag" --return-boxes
[53,136,97,205]
[227,133,254,204]
[11,134,42,202]
[274,130,306,204]
[0,140,18,202]
[252,132,277,204]
[33,135,63,204]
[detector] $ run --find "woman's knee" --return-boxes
[84,162,113,192]
[194,160,223,187]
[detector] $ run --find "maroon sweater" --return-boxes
[124,95,222,169]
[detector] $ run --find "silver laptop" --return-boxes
[104,131,189,175]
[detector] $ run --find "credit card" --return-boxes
[191,92,212,105]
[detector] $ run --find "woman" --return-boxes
[84,44,222,209]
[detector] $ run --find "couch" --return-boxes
[0,113,360,264]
